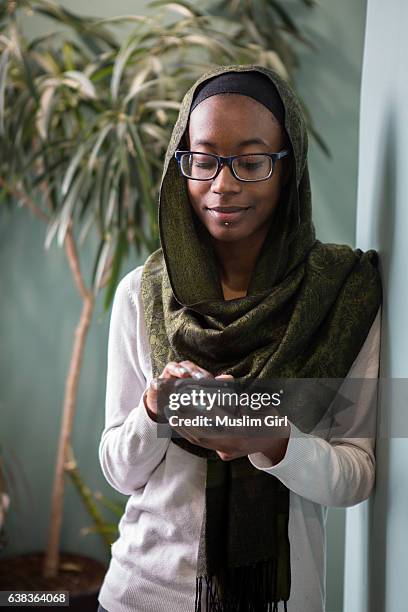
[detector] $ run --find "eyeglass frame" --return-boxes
[174,149,290,183]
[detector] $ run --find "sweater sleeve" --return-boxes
[98,267,171,496]
[248,307,381,508]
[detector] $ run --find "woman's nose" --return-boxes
[210,163,241,194]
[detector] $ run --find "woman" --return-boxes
[97,64,382,612]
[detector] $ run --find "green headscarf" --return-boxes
[140,64,382,611]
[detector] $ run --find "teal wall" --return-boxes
[0,209,144,564]
[1,2,368,610]
[343,1,408,610]
[286,0,367,247]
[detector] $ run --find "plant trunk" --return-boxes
[43,226,95,579]
[43,294,94,578]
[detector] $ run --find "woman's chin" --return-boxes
[207,224,254,243]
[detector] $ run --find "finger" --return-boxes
[178,360,214,379]
[216,450,241,461]
[161,362,190,379]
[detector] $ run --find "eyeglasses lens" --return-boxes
[232,155,272,181]
[180,153,217,180]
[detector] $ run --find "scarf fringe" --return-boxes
[194,557,289,612]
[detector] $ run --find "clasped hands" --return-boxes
[143,360,290,464]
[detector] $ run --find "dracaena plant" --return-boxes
[0,0,320,581]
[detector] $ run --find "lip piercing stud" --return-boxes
[224,222,229,226]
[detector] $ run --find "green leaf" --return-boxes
[111,41,139,102]
[123,65,151,99]
[149,2,195,17]
[78,208,95,246]
[88,123,113,170]
[309,125,331,158]
[34,2,118,50]
[61,143,87,197]
[31,154,70,187]
[36,84,57,140]
[93,238,112,292]
[143,99,181,111]
[91,238,105,288]
[27,32,61,52]
[83,524,118,535]
[31,50,61,76]
[148,0,205,18]
[93,491,125,517]
[269,1,302,36]
[89,64,114,84]
[20,52,40,104]
[62,41,75,71]
[94,15,149,26]
[21,137,72,175]
[124,77,160,105]
[94,146,116,234]
[62,70,97,99]
[267,2,317,51]
[140,122,168,142]
[126,123,156,224]
[44,215,60,250]
[58,169,86,246]
[103,230,128,311]
[104,192,116,230]
[0,48,9,135]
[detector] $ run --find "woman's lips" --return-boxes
[205,207,251,223]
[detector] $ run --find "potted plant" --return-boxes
[0,0,321,606]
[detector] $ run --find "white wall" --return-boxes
[343,1,408,610]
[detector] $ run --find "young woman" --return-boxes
[97,65,382,612]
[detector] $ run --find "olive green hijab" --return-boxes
[140,64,382,611]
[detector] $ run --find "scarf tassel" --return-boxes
[194,557,289,611]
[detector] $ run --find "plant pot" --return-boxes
[0,551,107,611]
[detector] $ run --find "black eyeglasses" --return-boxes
[174,149,289,182]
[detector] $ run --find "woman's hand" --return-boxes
[201,432,290,464]
[143,360,216,422]
[176,408,290,464]
[144,365,290,464]
[163,372,290,463]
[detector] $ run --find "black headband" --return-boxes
[189,70,285,125]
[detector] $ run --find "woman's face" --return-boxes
[185,93,290,244]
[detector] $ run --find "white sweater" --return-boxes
[98,265,381,612]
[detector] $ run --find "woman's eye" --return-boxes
[240,162,263,170]
[194,161,213,168]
